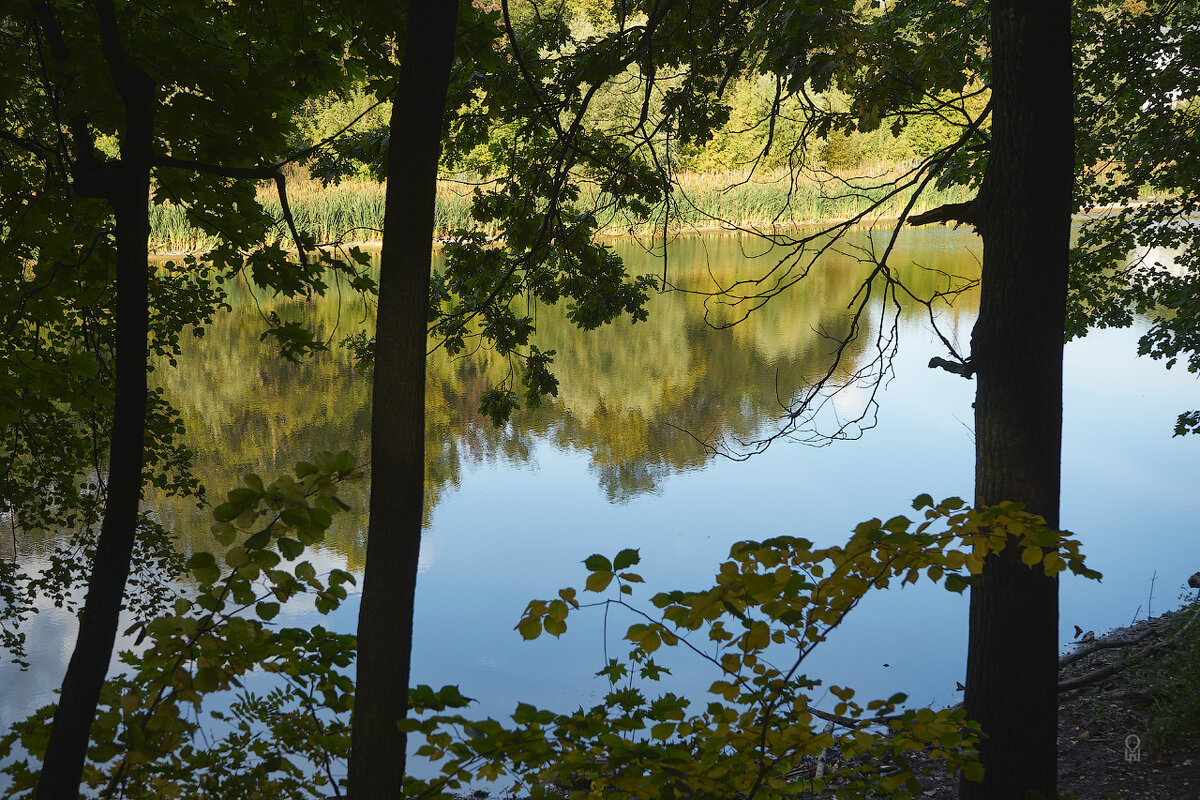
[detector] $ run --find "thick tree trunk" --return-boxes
[36,17,156,797]
[960,1,1073,798]
[347,2,459,797]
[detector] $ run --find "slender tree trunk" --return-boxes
[347,2,458,797]
[36,7,156,795]
[961,1,1072,798]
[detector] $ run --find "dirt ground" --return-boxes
[908,606,1200,799]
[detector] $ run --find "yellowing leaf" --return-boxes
[516,616,542,640]
[585,570,614,593]
[1043,553,1067,574]
[650,722,675,740]
[710,680,740,701]
[742,621,770,652]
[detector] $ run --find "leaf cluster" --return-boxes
[1072,0,1200,434]
[386,497,1101,800]
[0,454,362,798]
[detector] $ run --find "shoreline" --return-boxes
[147,202,1176,259]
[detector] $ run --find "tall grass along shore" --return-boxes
[147,168,973,254]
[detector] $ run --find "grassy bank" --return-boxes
[147,168,973,253]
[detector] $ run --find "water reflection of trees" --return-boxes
[154,233,980,562]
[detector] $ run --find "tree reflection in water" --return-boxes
[150,230,981,565]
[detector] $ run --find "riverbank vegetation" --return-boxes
[148,168,976,253]
[144,43,982,253]
[149,168,975,253]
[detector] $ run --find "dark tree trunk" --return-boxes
[36,4,156,796]
[347,2,459,797]
[961,1,1073,798]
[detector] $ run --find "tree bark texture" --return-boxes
[347,2,459,797]
[37,4,156,795]
[961,1,1073,799]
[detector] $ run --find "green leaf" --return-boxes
[256,601,280,621]
[308,507,333,531]
[211,522,237,546]
[315,450,338,473]
[188,552,221,584]
[280,507,310,529]
[245,528,271,550]
[437,685,472,708]
[213,502,240,523]
[278,538,304,560]
[584,554,612,572]
[187,552,216,570]
[612,548,639,570]
[193,667,220,694]
[225,546,251,568]
[945,574,970,594]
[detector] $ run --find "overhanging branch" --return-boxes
[908,200,978,227]
[152,155,308,263]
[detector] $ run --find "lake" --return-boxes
[3,227,1198,769]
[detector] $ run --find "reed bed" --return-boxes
[147,167,972,253]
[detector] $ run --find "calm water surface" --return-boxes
[3,228,1198,750]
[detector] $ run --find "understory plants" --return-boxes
[2,489,1100,798]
